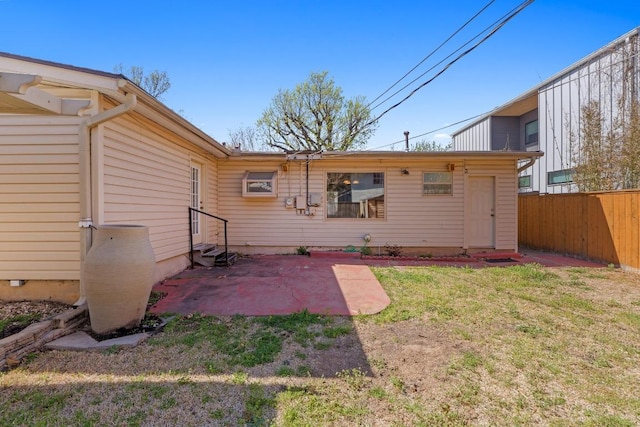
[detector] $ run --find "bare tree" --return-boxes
[571,101,622,191]
[571,36,640,191]
[114,64,171,99]
[620,100,640,189]
[228,125,271,151]
[257,71,377,152]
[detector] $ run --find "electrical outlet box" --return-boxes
[295,195,306,209]
[309,192,322,207]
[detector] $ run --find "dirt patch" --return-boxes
[356,320,469,394]
[0,301,71,339]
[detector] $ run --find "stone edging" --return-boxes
[0,305,88,370]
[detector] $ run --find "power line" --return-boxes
[315,110,492,158]
[370,1,528,113]
[365,0,534,126]
[367,0,496,108]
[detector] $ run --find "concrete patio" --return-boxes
[148,249,605,317]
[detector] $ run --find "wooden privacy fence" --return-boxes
[518,191,640,270]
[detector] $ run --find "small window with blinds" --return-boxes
[423,172,452,195]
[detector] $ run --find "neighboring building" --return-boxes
[0,52,541,303]
[452,27,640,194]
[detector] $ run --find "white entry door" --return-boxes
[468,176,495,247]
[190,164,203,245]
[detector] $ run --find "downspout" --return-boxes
[74,93,137,306]
[517,157,537,173]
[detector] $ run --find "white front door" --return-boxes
[469,176,495,247]
[190,164,202,245]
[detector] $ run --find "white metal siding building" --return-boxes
[453,27,640,194]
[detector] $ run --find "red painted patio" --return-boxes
[149,250,604,317]
[150,254,391,316]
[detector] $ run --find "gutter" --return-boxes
[517,157,537,173]
[74,93,137,306]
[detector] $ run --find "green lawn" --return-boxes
[1,263,639,426]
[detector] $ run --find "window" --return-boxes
[525,120,538,145]
[518,175,531,189]
[326,172,385,219]
[423,172,452,195]
[547,169,573,185]
[242,171,277,197]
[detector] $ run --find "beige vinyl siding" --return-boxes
[464,159,518,250]
[205,158,220,244]
[0,115,82,280]
[102,114,219,261]
[219,158,468,251]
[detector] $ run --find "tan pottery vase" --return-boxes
[84,225,156,334]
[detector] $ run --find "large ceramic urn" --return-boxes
[84,224,156,334]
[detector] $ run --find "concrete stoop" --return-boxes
[0,305,88,370]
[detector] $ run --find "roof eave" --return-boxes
[228,150,543,161]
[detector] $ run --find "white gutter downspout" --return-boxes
[74,93,137,306]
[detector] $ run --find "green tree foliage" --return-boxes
[257,71,377,152]
[114,64,171,99]
[412,139,452,151]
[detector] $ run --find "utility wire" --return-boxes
[362,43,640,153]
[365,0,534,127]
[370,0,527,112]
[367,0,495,108]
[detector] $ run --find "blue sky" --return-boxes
[1,0,638,149]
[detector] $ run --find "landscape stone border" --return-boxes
[0,305,88,370]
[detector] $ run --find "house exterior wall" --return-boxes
[101,111,220,277]
[451,117,491,151]
[0,99,223,301]
[465,159,519,250]
[0,115,82,280]
[491,117,520,151]
[218,156,519,254]
[0,115,82,302]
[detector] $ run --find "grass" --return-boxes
[1,263,640,425]
[362,264,640,425]
[0,313,42,337]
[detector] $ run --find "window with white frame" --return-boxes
[326,172,385,219]
[423,172,452,195]
[242,171,278,197]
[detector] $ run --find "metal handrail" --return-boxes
[188,207,229,269]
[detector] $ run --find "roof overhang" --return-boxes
[229,150,543,162]
[0,71,91,115]
[0,52,231,158]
